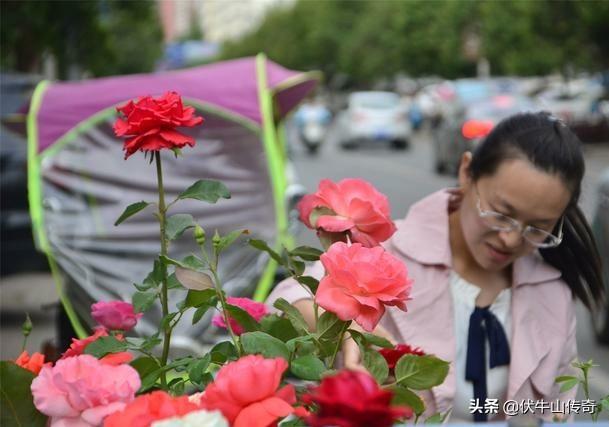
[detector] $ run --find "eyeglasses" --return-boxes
[474,186,564,248]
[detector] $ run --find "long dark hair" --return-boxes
[469,111,604,310]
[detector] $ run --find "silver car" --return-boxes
[338,91,412,150]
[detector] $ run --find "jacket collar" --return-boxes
[390,189,562,287]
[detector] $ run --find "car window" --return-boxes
[351,93,400,109]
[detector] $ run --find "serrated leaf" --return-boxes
[248,239,284,265]
[175,267,214,291]
[290,355,327,381]
[391,386,425,416]
[295,275,319,294]
[165,214,195,240]
[317,312,348,341]
[273,298,310,334]
[0,362,47,427]
[241,331,290,360]
[84,336,129,358]
[178,180,230,203]
[359,332,394,349]
[286,336,318,356]
[260,315,299,342]
[132,290,157,313]
[184,289,217,308]
[192,305,212,325]
[559,378,579,393]
[395,355,450,390]
[180,255,207,271]
[130,357,160,380]
[188,354,211,385]
[287,257,305,276]
[215,229,249,253]
[290,246,324,261]
[115,201,150,226]
[210,341,238,364]
[363,349,389,384]
[225,304,261,333]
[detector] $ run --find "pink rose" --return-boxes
[31,354,140,426]
[91,301,143,331]
[212,297,269,335]
[199,355,296,427]
[297,178,396,247]
[61,327,133,366]
[316,242,412,331]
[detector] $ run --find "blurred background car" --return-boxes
[294,96,332,155]
[432,87,537,175]
[337,91,412,150]
[591,168,609,345]
[0,73,49,277]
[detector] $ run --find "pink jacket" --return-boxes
[267,189,578,421]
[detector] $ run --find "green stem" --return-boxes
[328,322,349,367]
[156,152,171,388]
[313,301,320,327]
[209,254,243,356]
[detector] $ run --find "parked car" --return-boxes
[0,73,49,277]
[337,91,412,150]
[591,168,609,345]
[432,93,537,175]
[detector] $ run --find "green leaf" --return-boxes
[316,312,349,341]
[188,354,211,385]
[290,355,327,381]
[180,255,207,271]
[130,357,160,380]
[184,289,217,308]
[555,375,577,383]
[84,336,129,358]
[167,273,184,290]
[139,334,162,352]
[359,332,394,349]
[241,331,290,360]
[425,413,443,424]
[215,229,249,253]
[178,180,230,203]
[559,378,579,393]
[362,349,389,384]
[280,419,308,427]
[192,305,213,325]
[273,298,310,334]
[115,201,150,226]
[248,239,284,265]
[395,355,450,390]
[391,386,426,416]
[600,396,609,412]
[260,315,299,342]
[175,267,214,291]
[290,246,324,261]
[287,257,305,276]
[160,312,179,330]
[210,341,238,364]
[140,357,194,392]
[0,362,47,427]
[132,290,157,313]
[295,276,319,294]
[165,214,195,240]
[286,336,317,356]
[225,304,261,333]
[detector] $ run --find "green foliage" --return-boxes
[394,355,450,390]
[177,180,231,203]
[391,386,425,416]
[241,331,290,360]
[290,355,326,381]
[115,201,151,226]
[165,214,195,240]
[0,362,47,427]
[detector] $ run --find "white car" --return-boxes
[338,91,412,150]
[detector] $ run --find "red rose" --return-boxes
[303,370,412,427]
[378,344,426,370]
[114,91,203,159]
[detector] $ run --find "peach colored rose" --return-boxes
[316,242,412,331]
[211,297,269,335]
[297,178,396,247]
[31,354,140,426]
[14,350,49,375]
[91,301,143,331]
[104,391,201,427]
[199,355,296,427]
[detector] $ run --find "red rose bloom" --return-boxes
[114,91,203,159]
[303,370,412,427]
[379,344,426,370]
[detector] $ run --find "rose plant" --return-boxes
[0,92,452,427]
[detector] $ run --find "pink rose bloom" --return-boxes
[316,242,412,332]
[31,354,140,427]
[297,178,396,247]
[199,355,296,427]
[212,297,268,335]
[91,301,143,331]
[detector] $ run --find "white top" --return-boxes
[449,272,512,423]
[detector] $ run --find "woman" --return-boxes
[267,112,604,422]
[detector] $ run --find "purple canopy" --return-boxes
[34,56,318,152]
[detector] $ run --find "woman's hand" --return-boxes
[343,324,398,372]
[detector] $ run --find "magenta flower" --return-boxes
[212,297,269,335]
[31,354,140,426]
[91,301,143,331]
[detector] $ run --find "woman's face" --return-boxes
[458,155,572,272]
